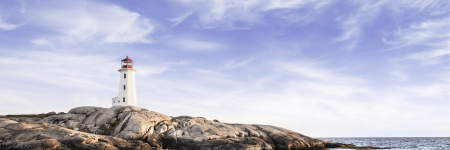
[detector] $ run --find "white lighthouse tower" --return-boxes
[112,56,137,106]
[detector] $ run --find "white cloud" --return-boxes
[172,0,331,29]
[390,0,446,14]
[0,51,118,91]
[31,38,50,46]
[334,1,386,51]
[393,49,450,65]
[0,16,24,30]
[405,49,449,65]
[193,0,261,29]
[138,56,378,121]
[270,59,369,98]
[390,71,409,81]
[397,84,448,99]
[335,18,359,42]
[379,0,449,50]
[223,58,256,69]
[137,66,170,76]
[262,0,311,10]
[0,20,22,30]
[0,2,27,30]
[0,50,129,114]
[336,0,448,51]
[29,1,154,44]
[172,38,222,51]
[134,59,194,77]
[276,62,331,79]
[168,11,195,27]
[384,18,449,48]
[272,60,364,83]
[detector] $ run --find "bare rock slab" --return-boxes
[0,106,360,150]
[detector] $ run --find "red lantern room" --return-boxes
[121,56,133,68]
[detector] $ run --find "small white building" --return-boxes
[112,56,137,106]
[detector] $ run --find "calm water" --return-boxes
[318,137,450,150]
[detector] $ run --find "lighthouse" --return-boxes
[112,56,137,106]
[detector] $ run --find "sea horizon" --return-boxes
[316,136,450,138]
[318,137,450,149]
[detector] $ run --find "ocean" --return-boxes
[318,137,450,150]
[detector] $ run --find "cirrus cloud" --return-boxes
[26,1,154,45]
[171,0,332,29]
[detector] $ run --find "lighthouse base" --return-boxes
[112,96,136,106]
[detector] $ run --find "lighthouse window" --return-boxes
[124,74,126,78]
[123,97,125,102]
[123,85,126,90]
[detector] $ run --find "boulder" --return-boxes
[46,106,171,140]
[0,117,161,150]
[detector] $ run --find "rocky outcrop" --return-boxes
[0,106,348,150]
[44,106,171,140]
[0,118,155,149]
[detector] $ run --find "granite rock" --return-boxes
[0,106,348,150]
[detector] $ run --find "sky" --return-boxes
[0,0,448,137]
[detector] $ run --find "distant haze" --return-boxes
[0,0,448,137]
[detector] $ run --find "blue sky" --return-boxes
[0,0,448,137]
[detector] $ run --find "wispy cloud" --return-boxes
[262,0,312,10]
[389,0,447,14]
[0,50,124,114]
[168,11,195,27]
[0,7,26,30]
[0,51,117,90]
[27,1,154,45]
[390,71,409,81]
[0,19,23,30]
[393,49,450,65]
[272,59,363,82]
[397,83,448,99]
[334,1,386,51]
[270,59,369,96]
[223,58,256,70]
[383,18,449,48]
[335,17,359,42]
[172,0,331,29]
[335,0,448,51]
[171,38,223,51]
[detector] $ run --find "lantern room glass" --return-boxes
[121,60,133,68]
